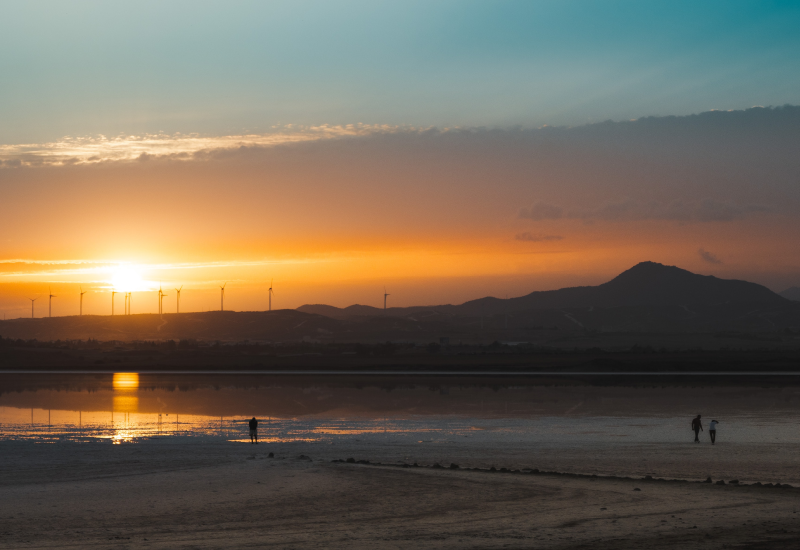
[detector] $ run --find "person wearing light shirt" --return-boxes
[709,419,718,445]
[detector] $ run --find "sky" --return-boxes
[1,0,799,318]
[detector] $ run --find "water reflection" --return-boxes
[2,373,800,447]
[112,372,139,390]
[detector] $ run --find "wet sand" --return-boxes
[3,440,800,549]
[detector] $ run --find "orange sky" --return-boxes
[2,3,800,319]
[2,111,799,318]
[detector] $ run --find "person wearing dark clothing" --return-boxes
[248,417,258,444]
[691,414,703,443]
[709,419,718,445]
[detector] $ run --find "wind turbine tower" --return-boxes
[29,297,38,319]
[175,286,182,314]
[268,280,274,312]
[111,291,117,315]
[80,287,87,316]
[384,287,390,311]
[48,287,56,318]
[158,286,168,316]
[220,282,227,312]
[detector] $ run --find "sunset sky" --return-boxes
[2,0,799,318]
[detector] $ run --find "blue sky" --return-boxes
[1,0,799,143]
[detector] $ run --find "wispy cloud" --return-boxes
[0,124,422,167]
[698,248,723,264]
[514,232,563,242]
[518,203,564,221]
[519,199,773,223]
[0,258,327,279]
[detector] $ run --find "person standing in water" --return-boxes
[249,417,258,444]
[691,414,703,443]
[709,419,718,445]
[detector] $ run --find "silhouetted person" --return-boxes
[691,414,703,443]
[249,417,258,444]
[709,419,718,445]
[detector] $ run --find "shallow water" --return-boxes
[2,372,799,448]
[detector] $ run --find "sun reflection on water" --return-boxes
[113,395,138,413]
[113,373,139,390]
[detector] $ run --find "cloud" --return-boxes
[519,199,773,223]
[519,202,563,220]
[692,199,772,222]
[0,124,420,167]
[0,258,325,279]
[514,232,563,242]
[698,248,722,264]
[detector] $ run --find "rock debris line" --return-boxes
[304,457,795,489]
[259,453,797,489]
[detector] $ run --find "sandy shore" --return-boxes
[2,440,800,549]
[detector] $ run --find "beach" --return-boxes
[4,375,800,548]
[3,439,800,549]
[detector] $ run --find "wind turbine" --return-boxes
[28,297,38,319]
[80,287,87,316]
[268,280,274,312]
[111,291,117,315]
[48,287,56,318]
[159,286,168,316]
[220,282,227,312]
[384,287,390,311]
[175,285,182,313]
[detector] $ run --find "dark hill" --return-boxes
[301,262,788,319]
[298,304,385,320]
[457,261,786,316]
[2,263,797,344]
[780,287,800,302]
[0,310,339,343]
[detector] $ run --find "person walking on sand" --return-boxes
[691,414,703,443]
[709,419,718,445]
[249,417,258,444]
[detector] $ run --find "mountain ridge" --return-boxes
[780,287,800,302]
[2,262,797,343]
[299,261,787,319]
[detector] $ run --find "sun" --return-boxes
[110,264,149,292]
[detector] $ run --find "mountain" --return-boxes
[2,262,797,344]
[300,262,788,318]
[298,304,385,320]
[780,287,800,302]
[0,310,340,343]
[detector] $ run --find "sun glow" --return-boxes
[110,264,150,292]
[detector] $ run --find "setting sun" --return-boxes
[110,265,150,292]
